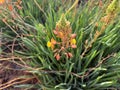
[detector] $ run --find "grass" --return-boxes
[0,0,120,89]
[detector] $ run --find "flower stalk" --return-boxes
[47,14,77,60]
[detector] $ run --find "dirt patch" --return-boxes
[0,61,37,90]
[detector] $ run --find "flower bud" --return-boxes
[55,54,60,60]
[71,45,77,48]
[68,52,73,58]
[71,34,76,38]
[53,30,58,35]
[64,53,69,58]
[61,47,65,51]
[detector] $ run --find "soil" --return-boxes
[0,61,38,90]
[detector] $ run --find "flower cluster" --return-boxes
[0,0,4,4]
[94,0,119,42]
[0,0,22,25]
[47,14,77,60]
[0,0,22,13]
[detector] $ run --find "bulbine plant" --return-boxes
[0,0,120,90]
[47,14,77,60]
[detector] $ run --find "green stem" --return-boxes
[65,0,79,16]
[34,0,47,18]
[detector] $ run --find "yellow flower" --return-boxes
[47,41,52,47]
[70,39,76,45]
[106,0,118,14]
[47,38,56,49]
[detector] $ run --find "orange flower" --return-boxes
[47,14,77,60]
[101,15,110,24]
[0,0,5,4]
[8,5,13,11]
[58,31,64,38]
[51,38,56,45]
[47,38,56,49]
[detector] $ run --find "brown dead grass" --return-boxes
[0,61,38,90]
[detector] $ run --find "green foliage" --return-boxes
[0,0,120,89]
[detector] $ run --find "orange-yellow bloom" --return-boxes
[51,38,56,44]
[8,5,13,11]
[70,39,77,48]
[70,39,76,45]
[0,0,5,4]
[47,14,77,60]
[47,38,56,49]
[58,31,64,38]
[47,41,51,47]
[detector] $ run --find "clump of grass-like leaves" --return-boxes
[0,0,120,89]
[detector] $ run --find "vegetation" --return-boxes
[0,0,120,89]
